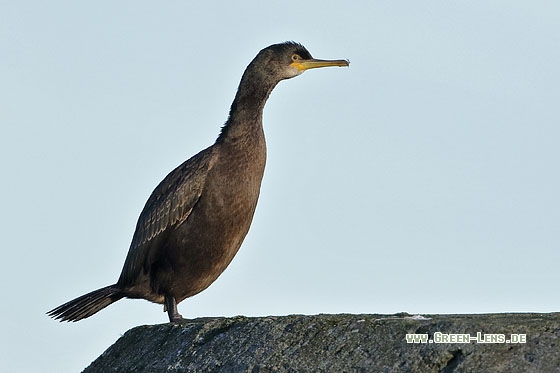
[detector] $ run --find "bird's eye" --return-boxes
[291,54,301,62]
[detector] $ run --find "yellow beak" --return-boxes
[290,58,350,72]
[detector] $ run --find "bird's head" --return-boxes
[252,41,349,81]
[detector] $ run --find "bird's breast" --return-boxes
[160,136,266,298]
[205,135,267,221]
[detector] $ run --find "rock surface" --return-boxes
[84,313,559,372]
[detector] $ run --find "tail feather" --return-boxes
[47,285,124,322]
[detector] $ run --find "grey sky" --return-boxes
[2,1,559,372]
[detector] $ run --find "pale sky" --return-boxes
[2,1,559,372]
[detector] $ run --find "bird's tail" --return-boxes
[47,285,125,322]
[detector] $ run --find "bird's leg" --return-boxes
[164,295,183,323]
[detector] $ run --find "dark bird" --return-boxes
[48,42,349,323]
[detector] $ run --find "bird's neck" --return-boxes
[217,69,278,143]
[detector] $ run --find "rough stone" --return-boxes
[83,313,560,372]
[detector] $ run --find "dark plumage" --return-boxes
[48,42,349,323]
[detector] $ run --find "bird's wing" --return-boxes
[118,146,216,285]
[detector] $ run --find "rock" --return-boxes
[83,313,559,372]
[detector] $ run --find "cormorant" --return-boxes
[48,42,349,323]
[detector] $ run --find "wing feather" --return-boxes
[118,146,215,285]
